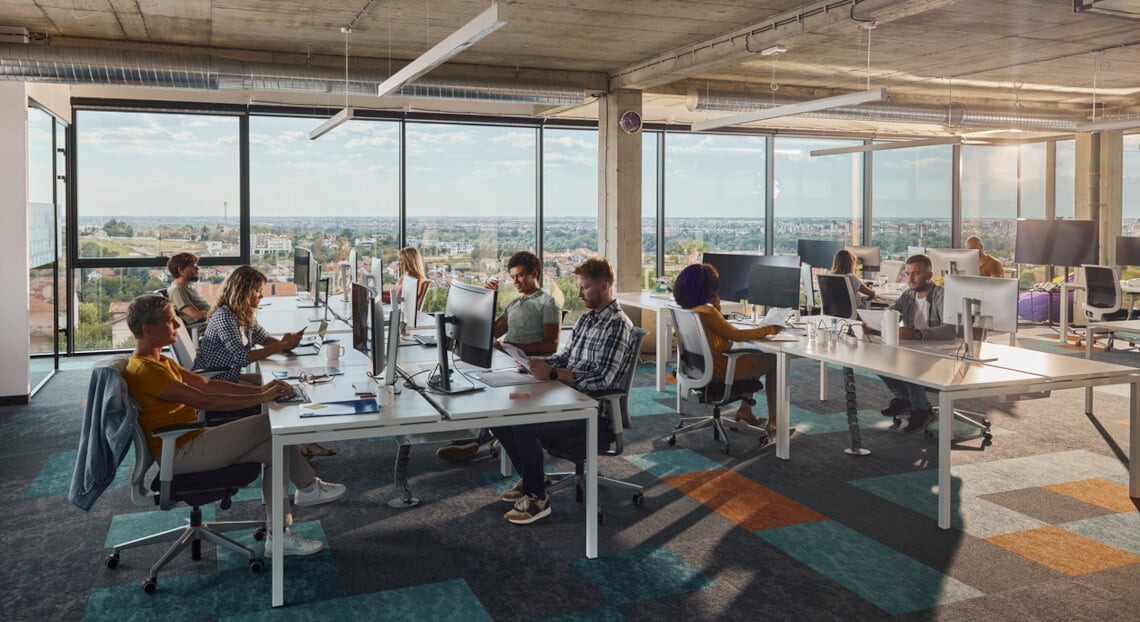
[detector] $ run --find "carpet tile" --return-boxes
[757,519,985,615]
[985,525,1140,576]
[661,469,827,531]
[26,450,132,499]
[623,448,723,479]
[977,487,1115,524]
[105,505,218,548]
[539,606,628,622]
[1045,478,1139,513]
[570,547,712,605]
[1060,512,1140,555]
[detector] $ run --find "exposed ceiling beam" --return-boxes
[609,0,962,91]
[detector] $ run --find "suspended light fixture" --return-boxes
[310,27,355,140]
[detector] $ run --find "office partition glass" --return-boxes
[662,132,766,280]
[962,145,1018,271]
[870,144,952,259]
[542,127,598,323]
[250,115,399,299]
[405,122,537,313]
[28,107,57,392]
[75,111,240,259]
[773,137,863,255]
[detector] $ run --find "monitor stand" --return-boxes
[425,315,481,394]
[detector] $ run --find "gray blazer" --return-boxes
[890,284,957,341]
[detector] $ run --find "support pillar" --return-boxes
[1075,131,1123,264]
[597,89,642,292]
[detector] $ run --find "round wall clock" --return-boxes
[619,110,642,134]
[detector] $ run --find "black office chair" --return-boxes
[543,328,649,521]
[666,308,768,455]
[817,274,860,321]
[95,356,266,593]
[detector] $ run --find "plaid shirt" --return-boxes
[193,306,270,383]
[546,300,637,395]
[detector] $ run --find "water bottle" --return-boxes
[829,318,838,344]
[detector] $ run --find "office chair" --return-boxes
[544,328,648,521]
[170,324,260,425]
[96,356,266,594]
[817,274,860,321]
[1077,265,1126,350]
[666,308,768,455]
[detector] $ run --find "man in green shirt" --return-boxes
[166,253,210,325]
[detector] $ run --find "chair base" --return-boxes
[892,407,993,446]
[665,406,769,455]
[547,465,646,526]
[106,505,265,593]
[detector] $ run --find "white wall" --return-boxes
[0,82,30,400]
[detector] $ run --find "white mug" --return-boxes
[324,343,345,363]
[882,309,901,346]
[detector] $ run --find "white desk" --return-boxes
[616,292,676,392]
[265,353,598,608]
[744,335,1140,530]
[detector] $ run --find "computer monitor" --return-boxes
[294,247,314,307]
[400,275,420,332]
[796,239,844,270]
[1014,219,1098,266]
[747,264,801,312]
[906,245,928,259]
[844,245,881,274]
[943,275,1019,359]
[371,294,400,386]
[429,281,497,394]
[703,252,799,301]
[1116,236,1140,266]
[370,256,384,295]
[342,249,358,300]
[351,282,371,354]
[927,247,980,277]
[800,263,816,313]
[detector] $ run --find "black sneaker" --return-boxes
[499,476,552,503]
[436,439,481,462]
[903,408,936,433]
[881,398,912,418]
[504,493,551,525]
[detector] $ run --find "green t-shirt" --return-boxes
[502,289,560,348]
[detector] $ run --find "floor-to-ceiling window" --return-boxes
[773,137,863,256]
[662,132,766,279]
[542,127,597,322]
[250,115,400,299]
[962,145,1019,270]
[28,107,60,391]
[871,144,952,258]
[1055,139,1076,219]
[1122,134,1140,278]
[643,131,661,287]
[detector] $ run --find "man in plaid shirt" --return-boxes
[494,257,638,525]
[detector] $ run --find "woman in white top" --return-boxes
[831,249,876,305]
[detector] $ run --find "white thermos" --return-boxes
[882,309,901,346]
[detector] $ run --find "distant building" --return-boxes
[253,234,294,256]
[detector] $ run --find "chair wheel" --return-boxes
[249,558,264,573]
[632,493,645,506]
[891,416,902,429]
[105,554,119,569]
[720,445,730,455]
[667,435,676,446]
[141,578,157,594]
[253,527,267,541]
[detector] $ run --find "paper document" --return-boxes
[758,307,794,327]
[857,309,886,332]
[498,342,531,371]
[299,398,379,417]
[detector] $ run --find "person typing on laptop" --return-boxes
[436,251,562,462]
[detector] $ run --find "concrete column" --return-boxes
[0,82,30,403]
[597,89,642,293]
[1075,131,1124,264]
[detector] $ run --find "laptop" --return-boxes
[298,319,329,347]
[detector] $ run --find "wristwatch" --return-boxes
[548,367,559,381]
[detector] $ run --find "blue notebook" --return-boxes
[299,398,380,418]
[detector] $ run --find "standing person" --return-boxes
[492,258,638,525]
[876,254,957,432]
[436,250,562,462]
[671,263,784,433]
[965,236,1005,277]
[166,252,210,325]
[831,249,877,304]
[123,294,346,556]
[381,247,429,308]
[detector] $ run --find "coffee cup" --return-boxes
[324,343,345,364]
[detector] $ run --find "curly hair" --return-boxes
[672,263,719,309]
[127,294,171,338]
[210,265,267,327]
[506,250,541,279]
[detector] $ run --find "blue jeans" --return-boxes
[879,375,931,411]
[492,420,585,498]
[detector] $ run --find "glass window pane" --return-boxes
[406,123,537,313]
[28,108,55,360]
[642,131,660,289]
[76,111,240,259]
[250,116,400,299]
[871,144,952,259]
[962,145,1018,269]
[774,137,863,255]
[542,128,597,322]
[663,133,766,279]
[1020,142,1047,219]
[1055,140,1075,219]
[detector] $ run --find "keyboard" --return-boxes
[274,365,343,380]
[275,383,311,404]
[413,335,437,346]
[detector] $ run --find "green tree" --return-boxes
[103,218,133,237]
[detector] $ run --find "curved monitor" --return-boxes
[703,252,799,301]
[747,264,800,310]
[928,247,980,277]
[942,275,1018,333]
[294,247,311,294]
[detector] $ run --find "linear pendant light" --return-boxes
[810,136,961,157]
[376,2,509,98]
[311,27,355,140]
[691,88,888,132]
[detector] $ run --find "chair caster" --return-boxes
[632,493,645,506]
[105,553,119,569]
[252,527,267,541]
[666,435,677,446]
[890,416,903,430]
[249,558,264,573]
[141,578,157,594]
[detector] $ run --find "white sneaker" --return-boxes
[265,530,323,556]
[294,477,347,507]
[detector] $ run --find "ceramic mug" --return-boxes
[324,343,346,364]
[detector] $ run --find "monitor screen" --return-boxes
[816,274,858,320]
[1014,219,1098,266]
[927,247,980,276]
[369,293,385,378]
[1118,236,1140,266]
[400,275,420,330]
[844,245,881,273]
[344,249,358,296]
[293,247,311,294]
[370,256,384,294]
[445,281,498,370]
[703,252,799,301]
[747,265,801,310]
[942,275,1019,333]
[796,239,845,270]
[351,282,371,354]
[310,258,322,306]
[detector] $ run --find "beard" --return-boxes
[188,274,200,282]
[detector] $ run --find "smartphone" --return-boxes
[296,326,307,336]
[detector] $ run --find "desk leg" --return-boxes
[1059,284,1071,344]
[937,392,953,530]
[1085,329,1096,414]
[819,361,828,402]
[656,310,670,393]
[500,448,512,477]
[1132,381,1140,499]
[586,411,598,559]
[777,352,791,460]
[271,436,285,607]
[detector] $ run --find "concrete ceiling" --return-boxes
[2,0,1140,138]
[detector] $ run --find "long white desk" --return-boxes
[264,344,598,608]
[744,334,1140,530]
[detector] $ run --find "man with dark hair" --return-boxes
[877,254,957,433]
[166,252,210,324]
[437,250,562,462]
[493,257,638,525]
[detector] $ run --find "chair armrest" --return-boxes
[152,422,207,487]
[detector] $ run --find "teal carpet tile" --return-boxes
[629,386,678,417]
[105,504,217,548]
[26,450,134,499]
[481,464,563,496]
[757,520,985,615]
[570,547,712,606]
[623,449,723,479]
[1061,512,1140,555]
[539,606,628,622]
[788,406,895,436]
[85,568,261,622]
[221,579,492,622]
